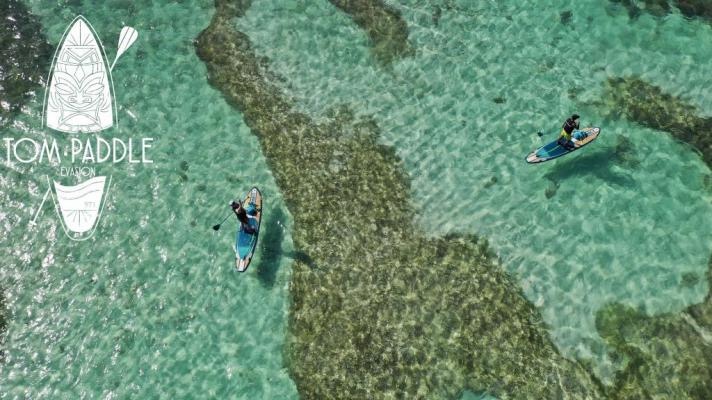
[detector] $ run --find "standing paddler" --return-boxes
[557,114,581,150]
[230,200,256,234]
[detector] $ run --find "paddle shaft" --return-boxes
[29,186,51,226]
[213,212,232,231]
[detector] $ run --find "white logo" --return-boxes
[49,176,111,240]
[25,16,139,241]
[45,17,115,133]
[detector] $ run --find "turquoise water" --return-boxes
[236,0,712,378]
[1,1,298,398]
[1,0,712,398]
[460,390,498,400]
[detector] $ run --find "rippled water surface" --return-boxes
[237,0,712,378]
[1,0,711,398]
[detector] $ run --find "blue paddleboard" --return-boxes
[235,187,262,272]
[526,127,601,164]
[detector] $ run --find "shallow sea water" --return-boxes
[1,0,711,398]
[236,0,712,378]
[1,0,298,398]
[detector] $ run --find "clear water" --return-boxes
[236,0,712,378]
[1,1,297,398]
[459,389,497,400]
[1,0,711,398]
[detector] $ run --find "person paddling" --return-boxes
[231,200,256,234]
[558,114,581,150]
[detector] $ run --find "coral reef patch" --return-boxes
[599,76,712,398]
[609,0,712,21]
[596,257,712,399]
[196,1,603,398]
[328,0,412,65]
[605,77,712,166]
[0,0,52,127]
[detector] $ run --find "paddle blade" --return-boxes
[212,224,221,231]
[110,26,138,71]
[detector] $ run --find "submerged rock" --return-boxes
[0,0,52,127]
[648,0,673,16]
[483,176,497,189]
[682,272,701,288]
[0,288,5,361]
[328,0,413,66]
[544,180,559,199]
[432,5,442,26]
[609,0,643,19]
[604,77,712,167]
[676,0,712,21]
[560,10,573,25]
[196,1,603,398]
[602,76,712,397]
[609,0,712,21]
[703,174,712,192]
[613,136,639,168]
[596,259,712,398]
[0,0,50,363]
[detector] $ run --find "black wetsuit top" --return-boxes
[562,118,580,135]
[233,206,249,225]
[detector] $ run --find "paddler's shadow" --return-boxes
[255,207,286,288]
[255,208,318,287]
[543,147,635,189]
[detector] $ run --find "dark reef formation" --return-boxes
[599,77,712,398]
[328,0,412,65]
[676,0,712,20]
[605,77,712,166]
[0,0,52,128]
[560,10,573,25]
[596,258,712,399]
[609,0,712,21]
[196,1,603,398]
[0,288,5,361]
[0,0,51,361]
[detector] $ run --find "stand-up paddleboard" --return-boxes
[235,187,262,272]
[526,127,601,164]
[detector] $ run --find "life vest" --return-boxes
[560,118,578,140]
[560,129,571,140]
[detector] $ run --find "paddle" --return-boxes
[212,213,232,231]
[110,26,138,72]
[28,185,51,227]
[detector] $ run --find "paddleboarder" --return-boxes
[557,114,581,150]
[231,200,256,234]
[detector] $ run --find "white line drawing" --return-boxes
[29,186,51,227]
[28,16,138,241]
[44,16,115,133]
[48,175,112,241]
[110,26,138,71]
